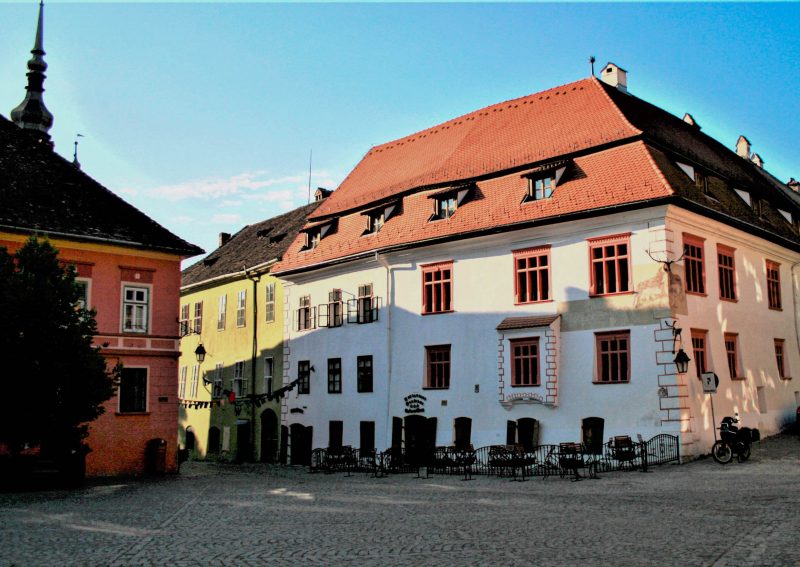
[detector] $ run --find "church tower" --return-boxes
[11,1,54,143]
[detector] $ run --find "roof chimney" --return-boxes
[787,178,799,192]
[218,232,231,247]
[751,153,764,168]
[314,187,332,201]
[600,62,627,93]
[682,113,701,129]
[736,135,751,159]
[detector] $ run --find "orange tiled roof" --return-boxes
[275,141,672,273]
[311,78,640,220]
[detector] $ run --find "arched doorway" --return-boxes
[404,415,436,466]
[207,427,221,455]
[289,423,313,466]
[185,427,196,459]
[260,409,279,463]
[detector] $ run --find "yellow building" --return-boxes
[178,200,323,462]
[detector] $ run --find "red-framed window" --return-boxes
[724,333,741,380]
[717,245,737,301]
[425,345,451,389]
[691,329,708,378]
[588,233,631,296]
[774,339,789,379]
[514,246,551,304]
[683,234,706,295]
[594,331,630,384]
[510,338,540,386]
[766,260,782,310]
[422,261,453,314]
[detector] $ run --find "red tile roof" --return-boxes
[311,78,640,220]
[274,76,800,274]
[276,141,672,273]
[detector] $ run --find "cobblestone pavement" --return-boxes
[1,434,798,567]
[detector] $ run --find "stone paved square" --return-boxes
[1,435,798,567]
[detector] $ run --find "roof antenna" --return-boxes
[72,133,84,169]
[306,148,313,204]
[589,56,596,77]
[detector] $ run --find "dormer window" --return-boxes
[527,175,555,201]
[437,196,457,219]
[428,184,474,221]
[307,230,321,250]
[301,219,337,250]
[363,201,398,235]
[521,160,568,204]
[695,170,708,194]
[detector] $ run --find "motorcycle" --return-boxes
[711,415,760,464]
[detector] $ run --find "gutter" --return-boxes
[0,223,203,257]
[375,252,393,450]
[243,265,262,463]
[182,258,278,293]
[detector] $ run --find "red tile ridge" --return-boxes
[589,76,642,137]
[369,77,598,156]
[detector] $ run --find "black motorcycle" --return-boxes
[711,415,760,464]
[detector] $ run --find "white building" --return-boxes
[274,64,800,463]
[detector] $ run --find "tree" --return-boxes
[0,237,118,462]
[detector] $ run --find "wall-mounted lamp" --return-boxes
[194,343,206,363]
[309,365,315,373]
[665,320,691,374]
[674,349,691,374]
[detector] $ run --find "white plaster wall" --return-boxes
[282,207,676,452]
[667,207,800,450]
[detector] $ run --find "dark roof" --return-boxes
[496,315,559,331]
[0,115,203,256]
[276,76,800,274]
[181,201,323,288]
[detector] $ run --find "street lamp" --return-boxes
[194,343,206,363]
[674,348,691,374]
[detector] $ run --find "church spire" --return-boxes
[11,1,54,143]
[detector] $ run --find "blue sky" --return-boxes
[1,2,798,261]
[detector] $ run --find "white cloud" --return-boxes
[211,213,242,224]
[170,215,195,224]
[146,171,336,202]
[117,187,139,197]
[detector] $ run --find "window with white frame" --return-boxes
[265,282,276,323]
[190,364,199,398]
[180,304,190,336]
[192,301,203,334]
[75,279,89,310]
[213,362,224,398]
[217,294,227,330]
[122,286,149,333]
[264,357,274,395]
[179,366,187,398]
[233,361,246,397]
[236,290,247,327]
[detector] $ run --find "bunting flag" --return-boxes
[177,378,303,409]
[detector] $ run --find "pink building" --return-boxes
[1,3,202,475]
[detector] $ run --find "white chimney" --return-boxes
[787,178,799,192]
[751,153,764,168]
[683,113,701,129]
[600,62,628,93]
[736,135,751,159]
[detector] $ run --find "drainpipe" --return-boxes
[375,252,393,450]
[791,262,800,356]
[244,267,261,462]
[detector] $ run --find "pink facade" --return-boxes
[2,238,184,476]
